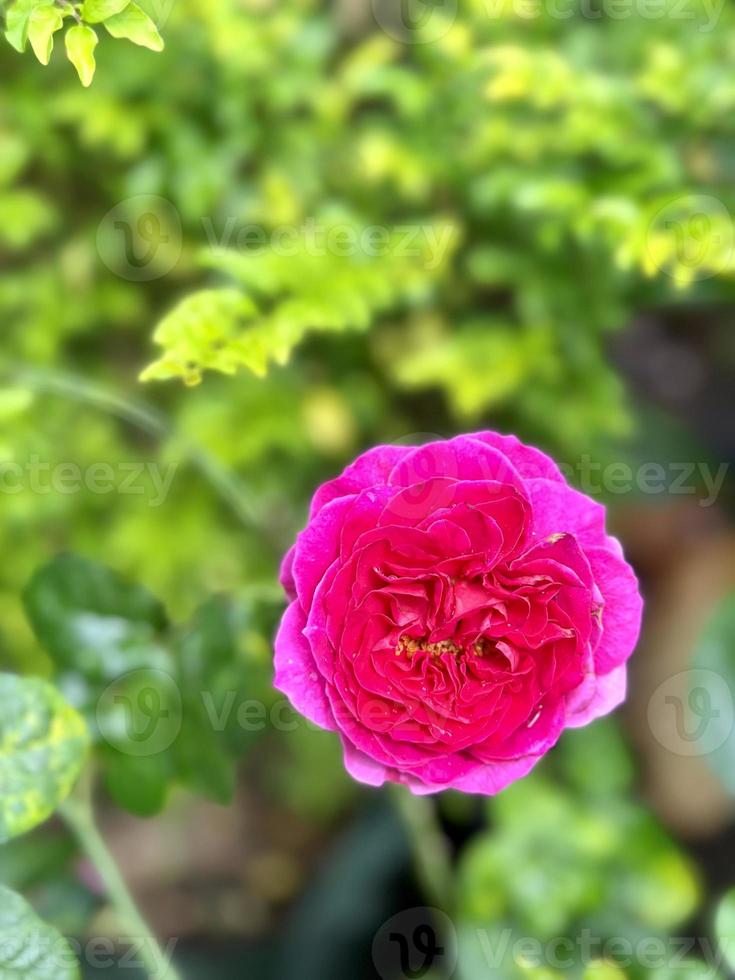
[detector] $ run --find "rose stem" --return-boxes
[388,784,456,913]
[60,770,183,980]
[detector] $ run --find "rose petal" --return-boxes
[524,477,610,551]
[274,601,336,731]
[587,546,643,674]
[565,663,627,727]
[310,444,410,517]
[471,431,565,482]
[388,436,525,495]
[403,753,543,795]
[340,736,390,787]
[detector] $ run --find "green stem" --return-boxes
[389,785,455,914]
[7,362,259,531]
[60,781,183,980]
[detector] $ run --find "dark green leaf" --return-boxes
[24,554,169,707]
[0,830,75,893]
[169,597,247,803]
[102,750,171,817]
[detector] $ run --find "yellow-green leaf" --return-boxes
[4,0,36,52]
[28,2,63,65]
[103,1,163,50]
[0,673,89,843]
[64,23,97,87]
[81,0,129,23]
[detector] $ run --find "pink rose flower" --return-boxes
[275,432,642,795]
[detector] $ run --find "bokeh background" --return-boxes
[2,0,735,977]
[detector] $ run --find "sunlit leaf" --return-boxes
[103,1,163,50]
[64,23,98,87]
[81,0,130,23]
[3,0,36,52]
[28,2,63,65]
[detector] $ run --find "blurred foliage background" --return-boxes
[2,0,735,977]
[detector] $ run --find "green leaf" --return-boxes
[649,963,724,980]
[557,719,634,798]
[28,2,63,65]
[22,557,261,815]
[0,886,80,978]
[715,888,735,972]
[0,829,76,892]
[81,0,129,23]
[458,772,699,940]
[169,597,247,804]
[0,189,57,249]
[691,593,735,794]
[582,964,627,980]
[103,1,163,50]
[94,665,181,815]
[102,751,171,817]
[391,319,533,418]
[23,553,168,709]
[4,0,36,52]
[0,674,89,843]
[139,288,261,386]
[142,219,458,386]
[64,23,98,87]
